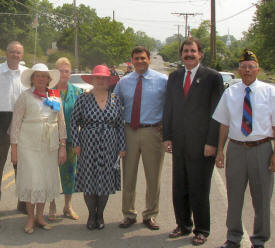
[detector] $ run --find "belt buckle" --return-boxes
[245,142,255,147]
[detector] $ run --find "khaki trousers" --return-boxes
[122,125,165,220]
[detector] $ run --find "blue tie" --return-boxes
[241,87,252,136]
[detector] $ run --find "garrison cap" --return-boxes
[239,48,258,63]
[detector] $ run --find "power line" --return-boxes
[14,0,73,26]
[217,4,256,23]
[0,13,30,16]
[129,0,207,4]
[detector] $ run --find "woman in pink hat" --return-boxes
[70,65,126,230]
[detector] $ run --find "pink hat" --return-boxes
[81,65,110,83]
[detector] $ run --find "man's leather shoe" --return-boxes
[169,226,191,238]
[119,218,136,228]
[143,217,159,230]
[251,245,264,248]
[220,240,240,248]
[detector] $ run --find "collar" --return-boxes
[133,68,152,80]
[186,63,200,75]
[240,79,258,92]
[0,61,27,73]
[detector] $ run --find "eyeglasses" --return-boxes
[239,64,258,70]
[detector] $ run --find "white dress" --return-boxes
[10,89,67,203]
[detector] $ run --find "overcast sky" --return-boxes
[51,0,258,42]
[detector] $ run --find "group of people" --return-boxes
[0,39,274,248]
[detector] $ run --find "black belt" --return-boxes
[230,137,272,147]
[126,122,161,128]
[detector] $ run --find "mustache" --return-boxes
[183,56,195,60]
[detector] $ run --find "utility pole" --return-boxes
[210,0,216,64]
[32,14,38,64]
[174,24,184,65]
[113,10,115,21]
[73,0,79,72]
[172,12,202,38]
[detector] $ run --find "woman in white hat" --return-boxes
[10,63,67,234]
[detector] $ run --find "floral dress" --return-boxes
[53,82,82,194]
[70,92,125,196]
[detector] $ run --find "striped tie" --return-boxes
[241,87,252,136]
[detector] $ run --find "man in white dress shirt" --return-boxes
[0,41,27,211]
[213,49,275,248]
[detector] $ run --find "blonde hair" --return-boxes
[55,57,71,69]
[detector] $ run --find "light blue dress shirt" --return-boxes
[114,68,168,124]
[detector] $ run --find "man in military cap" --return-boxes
[213,49,275,248]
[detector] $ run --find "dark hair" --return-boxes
[131,46,150,58]
[179,38,203,54]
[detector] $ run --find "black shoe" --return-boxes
[251,245,264,248]
[220,240,240,248]
[87,211,97,230]
[97,213,104,230]
[169,226,191,238]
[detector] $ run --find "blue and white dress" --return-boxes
[70,92,125,196]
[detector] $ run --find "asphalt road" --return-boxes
[0,56,274,248]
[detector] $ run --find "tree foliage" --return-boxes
[245,0,275,70]
[159,20,250,71]
[57,17,136,68]
[0,0,33,49]
[0,0,159,69]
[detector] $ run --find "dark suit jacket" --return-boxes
[163,65,224,160]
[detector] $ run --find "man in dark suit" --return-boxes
[163,38,224,246]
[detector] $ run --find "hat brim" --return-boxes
[81,75,120,87]
[21,69,60,89]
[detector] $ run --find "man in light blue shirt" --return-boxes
[114,46,167,230]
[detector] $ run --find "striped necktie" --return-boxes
[241,87,252,136]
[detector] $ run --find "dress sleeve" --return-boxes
[114,95,126,152]
[70,94,83,147]
[58,100,67,140]
[10,93,26,144]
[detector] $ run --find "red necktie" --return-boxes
[130,75,143,130]
[183,71,191,97]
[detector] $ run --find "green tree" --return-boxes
[245,0,275,70]
[57,17,136,68]
[159,41,179,62]
[0,0,33,49]
[134,31,157,51]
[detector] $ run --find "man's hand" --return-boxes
[73,146,81,158]
[163,140,172,153]
[215,150,225,168]
[58,146,67,165]
[204,144,216,157]
[269,153,275,172]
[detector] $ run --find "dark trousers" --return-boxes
[172,149,215,237]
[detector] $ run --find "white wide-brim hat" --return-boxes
[21,63,60,89]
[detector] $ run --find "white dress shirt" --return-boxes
[213,79,275,141]
[0,61,27,111]
[182,63,200,87]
